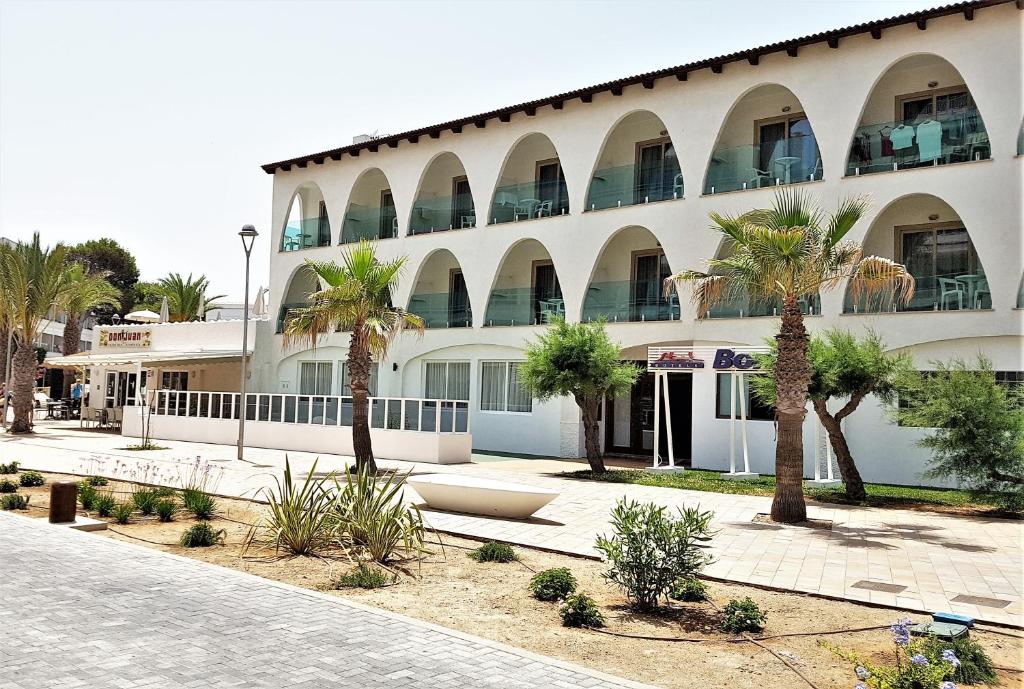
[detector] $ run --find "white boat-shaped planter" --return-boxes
[407,474,559,519]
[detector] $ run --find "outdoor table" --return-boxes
[955,274,984,307]
[774,156,802,184]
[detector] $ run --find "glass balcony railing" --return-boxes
[281,220,331,252]
[844,271,991,313]
[408,292,472,329]
[708,293,820,319]
[340,207,398,244]
[586,164,683,211]
[581,281,679,323]
[846,108,990,176]
[484,287,566,326]
[489,181,569,225]
[704,134,822,194]
[276,303,308,333]
[408,196,475,235]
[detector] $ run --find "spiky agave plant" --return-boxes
[333,466,425,564]
[245,457,337,556]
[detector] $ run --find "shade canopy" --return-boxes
[124,310,160,323]
[43,348,249,369]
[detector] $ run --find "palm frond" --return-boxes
[824,196,869,248]
[848,255,916,307]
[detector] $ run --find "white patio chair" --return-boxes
[938,277,964,310]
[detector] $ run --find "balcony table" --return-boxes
[955,274,984,308]
[774,156,802,184]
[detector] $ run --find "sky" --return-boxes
[0,0,943,302]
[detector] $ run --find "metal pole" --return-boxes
[236,226,257,460]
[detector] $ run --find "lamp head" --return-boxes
[239,224,258,253]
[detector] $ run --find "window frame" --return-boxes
[423,360,471,401]
[298,360,333,396]
[478,360,533,414]
[714,372,774,422]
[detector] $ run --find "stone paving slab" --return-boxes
[0,513,653,689]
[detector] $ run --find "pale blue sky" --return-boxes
[0,0,940,300]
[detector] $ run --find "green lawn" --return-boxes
[566,468,1013,514]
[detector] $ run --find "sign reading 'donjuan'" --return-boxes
[99,328,152,348]
[647,346,765,372]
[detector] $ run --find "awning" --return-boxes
[43,349,249,369]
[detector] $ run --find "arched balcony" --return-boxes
[407,250,472,328]
[484,239,563,326]
[586,111,682,211]
[280,183,331,252]
[582,226,678,323]
[847,54,990,176]
[409,153,475,235]
[340,168,398,244]
[705,237,821,319]
[276,267,320,333]
[704,84,822,195]
[490,134,568,225]
[844,194,990,313]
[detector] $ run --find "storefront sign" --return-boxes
[99,328,152,348]
[712,348,759,370]
[648,346,764,372]
[649,351,705,370]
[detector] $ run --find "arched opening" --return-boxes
[705,239,820,319]
[484,239,563,326]
[844,194,990,313]
[847,54,990,176]
[582,226,677,323]
[586,111,682,211]
[704,84,822,194]
[409,153,475,235]
[276,267,321,333]
[489,133,568,225]
[407,250,472,328]
[280,183,330,252]
[340,168,398,244]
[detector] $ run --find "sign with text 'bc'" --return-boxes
[99,328,152,349]
[647,346,766,372]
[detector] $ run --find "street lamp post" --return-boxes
[237,225,258,461]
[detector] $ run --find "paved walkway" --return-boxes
[5,422,1022,627]
[0,513,652,689]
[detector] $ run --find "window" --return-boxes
[448,270,471,327]
[451,177,474,229]
[298,361,333,395]
[897,223,983,311]
[716,373,773,421]
[480,361,532,413]
[535,159,569,215]
[339,362,379,397]
[632,250,672,321]
[161,371,189,391]
[756,113,819,183]
[380,190,397,239]
[636,138,680,202]
[316,201,331,247]
[424,361,470,401]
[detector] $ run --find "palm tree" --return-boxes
[57,264,121,396]
[0,234,76,433]
[157,273,226,321]
[667,191,914,523]
[283,241,423,473]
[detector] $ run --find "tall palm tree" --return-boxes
[158,273,226,322]
[667,191,914,523]
[283,241,423,473]
[57,264,121,396]
[0,234,76,433]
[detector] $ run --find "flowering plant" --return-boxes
[826,619,960,689]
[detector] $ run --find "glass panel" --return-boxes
[370,398,385,428]
[284,396,296,423]
[408,292,472,328]
[403,400,420,431]
[199,393,209,417]
[281,215,326,252]
[297,396,310,424]
[408,191,474,235]
[480,362,506,411]
[245,394,257,421]
[704,132,822,194]
[340,398,353,426]
[708,293,820,318]
[420,400,437,432]
[270,395,283,422]
[340,201,398,244]
[258,395,270,421]
[582,281,680,322]
[311,396,325,423]
[489,177,569,225]
[447,362,470,401]
[386,399,401,429]
[325,397,339,425]
[506,362,532,413]
[454,401,469,433]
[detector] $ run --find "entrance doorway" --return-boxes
[103,371,147,408]
[605,365,692,461]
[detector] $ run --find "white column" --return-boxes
[738,371,750,474]
[662,373,675,468]
[652,371,662,468]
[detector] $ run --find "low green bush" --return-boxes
[721,597,766,633]
[0,461,19,474]
[245,458,337,556]
[333,466,425,564]
[559,593,604,628]
[182,490,217,520]
[111,502,134,525]
[468,541,517,563]
[153,486,177,498]
[0,479,17,493]
[670,577,708,602]
[529,568,577,602]
[179,522,226,547]
[78,481,98,509]
[85,475,108,486]
[94,493,117,517]
[155,499,177,522]
[334,563,395,589]
[1,493,29,510]
[18,471,44,487]
[132,488,159,516]
[920,633,997,686]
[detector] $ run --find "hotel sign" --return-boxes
[99,329,152,348]
[647,346,763,372]
[649,351,705,370]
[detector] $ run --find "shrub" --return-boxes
[18,471,44,487]
[1,493,29,510]
[152,486,177,498]
[179,522,226,547]
[334,563,395,589]
[78,481,98,509]
[94,493,117,517]
[182,490,217,520]
[85,475,108,486]
[111,502,134,525]
[155,499,177,522]
[559,593,604,628]
[468,541,517,563]
[670,576,708,602]
[0,479,17,493]
[594,499,715,612]
[721,597,766,633]
[132,488,159,516]
[333,467,425,564]
[245,458,336,555]
[529,568,577,602]
[0,461,19,474]
[920,634,997,686]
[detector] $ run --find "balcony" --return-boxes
[582,281,679,323]
[708,293,820,319]
[409,195,475,235]
[704,134,822,194]
[586,163,682,211]
[341,207,397,244]
[844,270,991,314]
[484,288,565,327]
[281,218,331,252]
[408,293,472,329]
[276,303,307,333]
[847,108,990,176]
[490,180,568,225]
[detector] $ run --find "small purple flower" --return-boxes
[941,649,960,668]
[910,654,929,666]
[855,666,870,679]
[941,682,957,689]
[855,684,868,689]
[890,618,913,646]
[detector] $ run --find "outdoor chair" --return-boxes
[535,200,553,218]
[938,277,964,310]
[973,279,991,309]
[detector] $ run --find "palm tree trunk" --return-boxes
[0,328,8,386]
[61,314,83,398]
[10,341,37,434]
[812,397,868,502]
[348,329,376,474]
[770,295,810,523]
[576,394,605,473]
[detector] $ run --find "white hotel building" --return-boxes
[61,1,1022,485]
